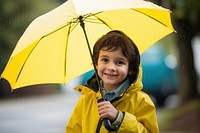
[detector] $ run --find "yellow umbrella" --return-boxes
[1,0,174,90]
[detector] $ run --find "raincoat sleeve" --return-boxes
[66,96,83,133]
[118,92,159,133]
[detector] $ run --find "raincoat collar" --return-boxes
[101,78,130,101]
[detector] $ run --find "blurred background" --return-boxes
[0,0,199,133]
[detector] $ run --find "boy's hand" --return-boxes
[98,101,118,121]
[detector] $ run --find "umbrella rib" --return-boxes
[68,21,79,34]
[64,26,70,82]
[78,12,106,25]
[132,9,169,28]
[15,23,74,82]
[83,12,113,29]
[64,21,74,82]
[88,9,170,29]
[93,16,113,30]
[63,21,80,81]
[15,37,43,83]
[84,20,104,24]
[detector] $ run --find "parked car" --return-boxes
[141,43,178,106]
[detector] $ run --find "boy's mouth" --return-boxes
[104,73,117,77]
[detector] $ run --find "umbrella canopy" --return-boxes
[1,0,174,90]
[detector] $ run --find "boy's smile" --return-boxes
[96,47,129,92]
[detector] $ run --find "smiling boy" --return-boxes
[66,30,159,133]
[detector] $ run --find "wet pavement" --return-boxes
[0,88,197,133]
[0,90,80,133]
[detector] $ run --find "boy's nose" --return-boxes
[107,63,116,71]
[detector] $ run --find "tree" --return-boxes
[170,0,200,103]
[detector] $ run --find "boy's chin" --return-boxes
[103,81,121,89]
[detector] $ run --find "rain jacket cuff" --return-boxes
[112,110,124,127]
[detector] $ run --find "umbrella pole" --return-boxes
[78,16,102,93]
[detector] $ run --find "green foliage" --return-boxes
[170,0,200,25]
[0,0,62,73]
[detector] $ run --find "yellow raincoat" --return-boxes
[66,67,159,133]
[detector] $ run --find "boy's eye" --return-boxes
[116,60,125,65]
[101,58,108,63]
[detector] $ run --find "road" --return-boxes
[0,88,196,133]
[0,90,80,133]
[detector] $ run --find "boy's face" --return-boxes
[96,47,129,91]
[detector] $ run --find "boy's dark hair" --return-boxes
[92,30,140,83]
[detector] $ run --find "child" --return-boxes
[66,30,159,133]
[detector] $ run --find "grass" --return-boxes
[158,99,200,132]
